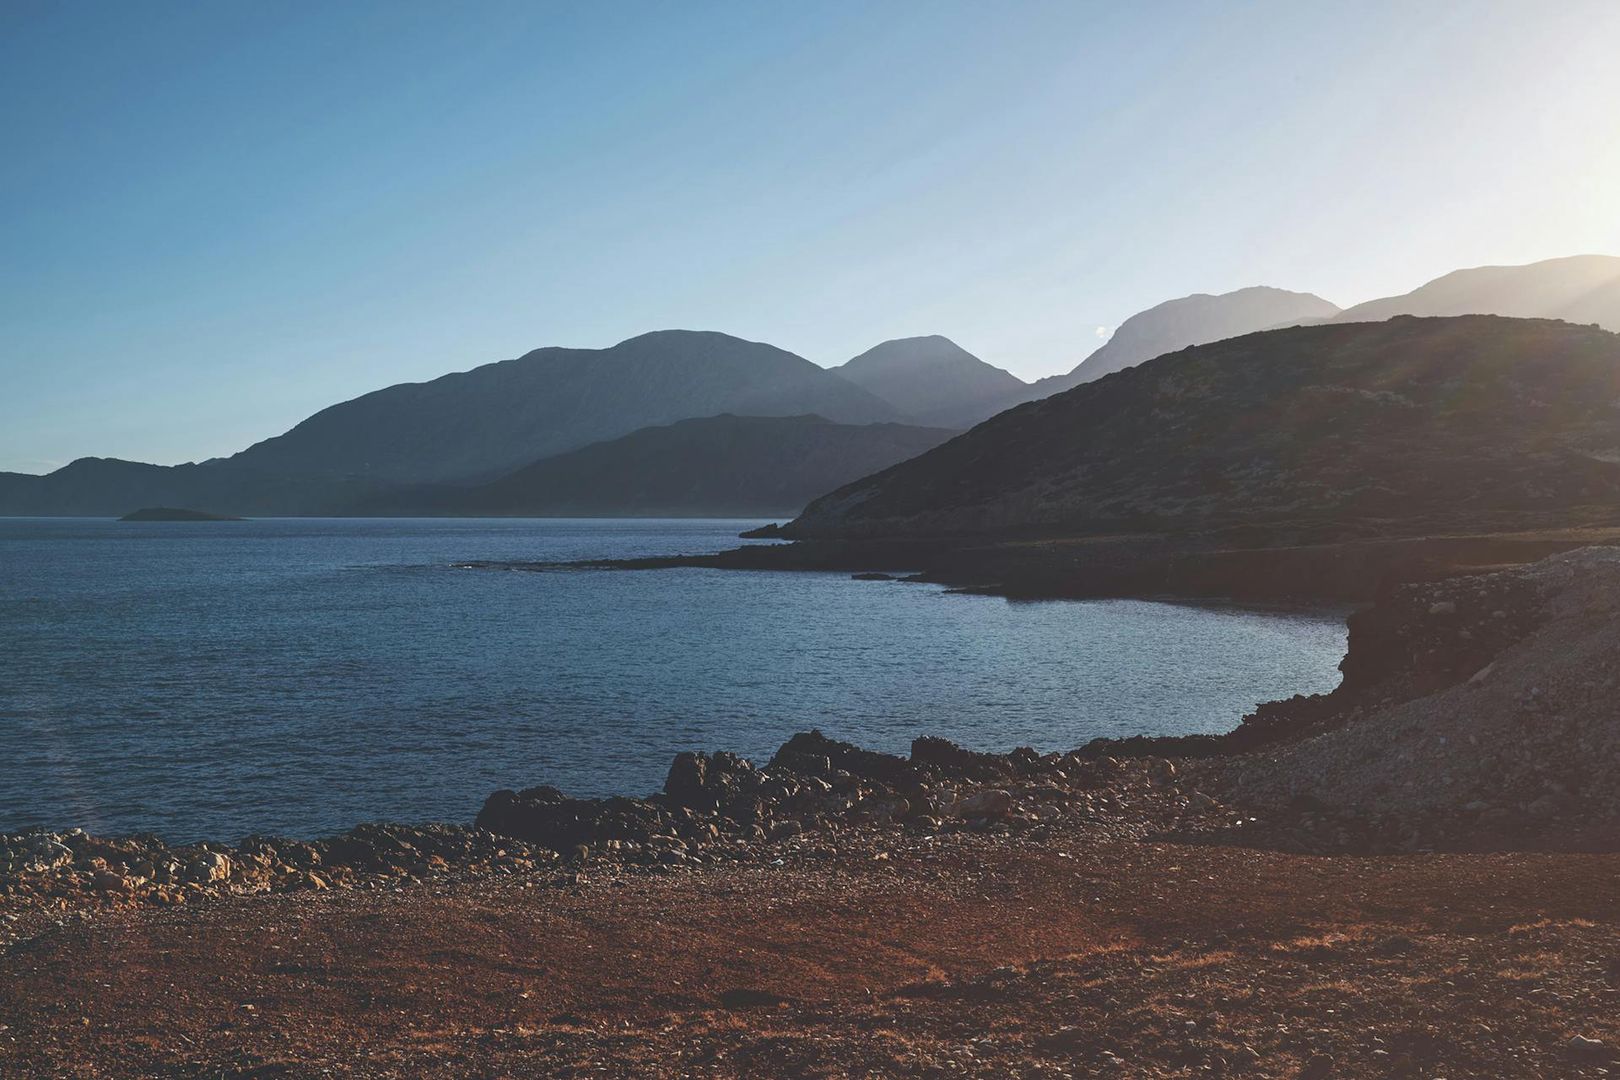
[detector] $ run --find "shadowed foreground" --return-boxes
[3,832,1619,1078]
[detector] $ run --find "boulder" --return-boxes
[188,852,232,884]
[477,787,673,853]
[910,736,1015,781]
[664,751,759,812]
[770,730,920,786]
[951,789,1013,821]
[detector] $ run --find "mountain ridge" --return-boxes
[786,315,1620,542]
[1327,254,1620,330]
[227,329,903,484]
[1035,286,1342,396]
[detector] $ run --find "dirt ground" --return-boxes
[4,826,1619,1078]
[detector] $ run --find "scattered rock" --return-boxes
[1568,1034,1609,1062]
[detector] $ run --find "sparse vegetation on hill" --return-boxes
[789,315,1620,542]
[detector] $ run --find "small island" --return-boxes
[118,507,244,522]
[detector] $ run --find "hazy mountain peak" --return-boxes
[611,328,773,350]
[833,335,1026,428]
[226,331,903,484]
[1329,254,1620,330]
[842,334,978,365]
[1064,286,1341,387]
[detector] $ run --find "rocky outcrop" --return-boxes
[470,730,1202,873]
[1212,548,1620,851]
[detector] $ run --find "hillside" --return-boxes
[388,414,957,518]
[1026,286,1341,398]
[1329,254,1620,331]
[785,316,1620,541]
[832,336,1028,428]
[227,330,902,484]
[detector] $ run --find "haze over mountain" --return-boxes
[0,412,957,519]
[227,330,902,484]
[831,336,1027,428]
[1327,255,1620,331]
[1024,287,1342,399]
[786,316,1620,541]
[8,258,1620,521]
[373,414,957,518]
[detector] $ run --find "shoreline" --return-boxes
[6,536,1610,891]
[462,525,1620,605]
[9,532,1616,879]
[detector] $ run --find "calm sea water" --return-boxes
[0,518,1347,841]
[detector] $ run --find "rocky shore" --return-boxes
[0,731,1227,917]
[9,547,1620,914]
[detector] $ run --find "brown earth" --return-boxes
[4,824,1620,1078]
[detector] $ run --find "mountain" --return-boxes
[1328,254,1620,330]
[785,316,1620,541]
[831,336,1028,428]
[374,414,958,518]
[1025,287,1341,397]
[0,457,379,517]
[228,330,903,484]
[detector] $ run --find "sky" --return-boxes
[3,1,1619,473]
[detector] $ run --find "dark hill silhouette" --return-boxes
[832,336,1028,428]
[119,507,243,522]
[0,457,379,517]
[1328,254,1620,331]
[228,330,902,484]
[785,316,1620,541]
[373,414,957,518]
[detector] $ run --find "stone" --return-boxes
[953,789,1013,821]
[664,752,718,810]
[1568,1035,1608,1062]
[91,870,130,894]
[188,852,232,884]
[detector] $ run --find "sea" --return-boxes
[0,517,1348,842]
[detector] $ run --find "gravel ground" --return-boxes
[4,830,1619,1078]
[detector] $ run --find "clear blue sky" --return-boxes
[3,0,1618,472]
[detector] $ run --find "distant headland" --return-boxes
[118,507,244,522]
